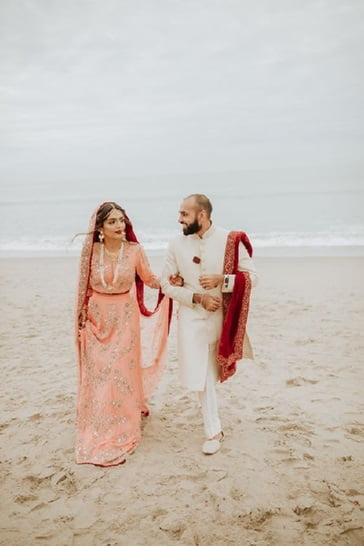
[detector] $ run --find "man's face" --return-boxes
[178,198,201,236]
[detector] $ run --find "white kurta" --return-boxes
[161,225,257,391]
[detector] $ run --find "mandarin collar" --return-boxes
[192,223,215,240]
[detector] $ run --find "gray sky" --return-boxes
[1,0,364,197]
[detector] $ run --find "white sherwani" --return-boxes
[161,225,257,391]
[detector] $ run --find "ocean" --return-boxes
[1,181,363,257]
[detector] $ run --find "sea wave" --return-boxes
[1,226,363,255]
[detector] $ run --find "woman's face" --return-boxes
[100,208,126,243]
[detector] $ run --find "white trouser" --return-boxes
[197,343,221,439]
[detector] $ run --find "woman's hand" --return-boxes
[199,274,223,290]
[169,274,184,287]
[149,278,161,289]
[78,308,87,330]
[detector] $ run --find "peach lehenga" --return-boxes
[75,210,170,466]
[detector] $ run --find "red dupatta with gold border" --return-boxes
[217,231,253,382]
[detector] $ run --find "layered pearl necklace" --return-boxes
[99,243,124,291]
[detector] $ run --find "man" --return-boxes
[161,194,257,455]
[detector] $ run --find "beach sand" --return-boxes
[0,255,363,545]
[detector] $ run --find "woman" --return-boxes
[75,202,171,466]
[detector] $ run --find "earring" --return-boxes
[98,232,104,243]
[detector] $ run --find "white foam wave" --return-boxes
[0,226,363,255]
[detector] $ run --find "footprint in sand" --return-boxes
[255,406,275,413]
[51,470,77,494]
[277,423,313,434]
[338,455,353,463]
[23,474,51,491]
[28,413,43,422]
[206,468,228,482]
[294,337,316,345]
[339,527,364,543]
[238,507,282,530]
[286,377,319,387]
[0,422,10,431]
[14,494,38,504]
[303,452,315,461]
[158,515,186,541]
[150,508,168,521]
[345,423,364,442]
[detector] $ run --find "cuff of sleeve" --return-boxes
[221,274,235,293]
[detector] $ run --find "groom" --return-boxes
[161,194,257,454]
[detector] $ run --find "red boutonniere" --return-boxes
[193,256,201,264]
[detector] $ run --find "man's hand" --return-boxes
[199,274,223,291]
[201,294,221,312]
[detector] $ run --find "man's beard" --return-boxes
[182,218,201,236]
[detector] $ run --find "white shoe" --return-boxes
[202,431,224,455]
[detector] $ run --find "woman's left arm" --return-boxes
[136,245,160,289]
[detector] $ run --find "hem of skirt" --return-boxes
[75,439,139,467]
[77,457,126,467]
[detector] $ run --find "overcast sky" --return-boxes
[1,0,364,197]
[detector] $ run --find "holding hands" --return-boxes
[198,274,223,290]
[199,274,223,311]
[169,272,224,312]
[191,272,223,312]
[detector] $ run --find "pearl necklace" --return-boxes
[99,243,124,291]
